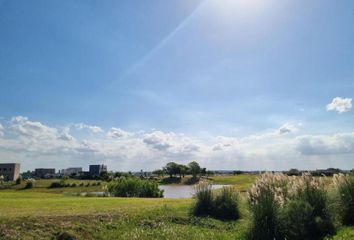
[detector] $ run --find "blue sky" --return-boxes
[0,0,353,171]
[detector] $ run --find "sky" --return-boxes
[0,0,353,171]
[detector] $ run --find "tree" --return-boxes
[179,165,189,178]
[152,169,164,178]
[16,176,22,185]
[164,162,180,178]
[188,161,201,179]
[0,175,4,186]
[206,170,214,177]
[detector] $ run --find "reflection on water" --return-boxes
[159,184,228,199]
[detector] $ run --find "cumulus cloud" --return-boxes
[106,127,130,138]
[277,123,298,135]
[58,127,74,141]
[296,133,354,155]
[1,116,354,171]
[74,123,103,133]
[326,97,352,113]
[143,131,173,151]
[10,116,58,139]
[0,123,4,137]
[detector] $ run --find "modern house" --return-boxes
[34,168,55,178]
[0,163,20,181]
[89,164,107,176]
[59,167,82,176]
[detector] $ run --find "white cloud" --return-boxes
[326,97,352,113]
[143,131,173,151]
[0,123,4,137]
[277,123,298,135]
[10,116,58,139]
[295,132,354,155]
[74,123,103,133]
[1,116,354,171]
[106,127,130,138]
[58,127,74,141]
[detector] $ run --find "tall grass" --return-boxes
[248,185,282,240]
[247,173,335,240]
[190,183,214,216]
[333,174,354,225]
[106,177,163,198]
[190,183,240,220]
[213,187,240,220]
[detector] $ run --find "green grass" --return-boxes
[207,174,257,191]
[0,175,353,239]
[0,191,248,239]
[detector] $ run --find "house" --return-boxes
[34,168,55,178]
[0,163,20,181]
[89,164,107,176]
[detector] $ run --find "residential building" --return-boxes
[34,168,55,178]
[89,164,107,176]
[60,167,82,176]
[0,163,20,181]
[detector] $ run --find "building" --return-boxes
[89,164,107,176]
[59,167,82,176]
[34,168,55,178]
[0,163,20,181]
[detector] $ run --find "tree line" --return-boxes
[152,161,213,179]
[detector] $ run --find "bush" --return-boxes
[70,183,77,187]
[106,177,163,198]
[247,173,335,240]
[190,183,214,216]
[24,180,34,189]
[15,176,22,185]
[333,174,354,225]
[79,183,84,187]
[248,187,282,240]
[190,184,240,220]
[279,200,314,240]
[213,187,240,220]
[49,182,63,188]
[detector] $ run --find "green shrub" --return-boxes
[49,182,63,188]
[190,184,240,220]
[247,173,335,240]
[15,176,22,185]
[79,183,84,187]
[190,183,214,217]
[212,187,240,220]
[333,174,354,225]
[279,200,314,240]
[106,177,163,198]
[70,183,77,187]
[248,187,282,240]
[24,180,34,189]
[294,176,335,238]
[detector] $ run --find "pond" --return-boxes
[159,184,228,199]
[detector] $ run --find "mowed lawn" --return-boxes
[0,191,190,218]
[0,190,249,240]
[208,174,257,191]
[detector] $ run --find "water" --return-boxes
[159,184,228,199]
[69,184,229,199]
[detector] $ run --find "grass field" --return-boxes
[207,174,257,191]
[0,175,353,239]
